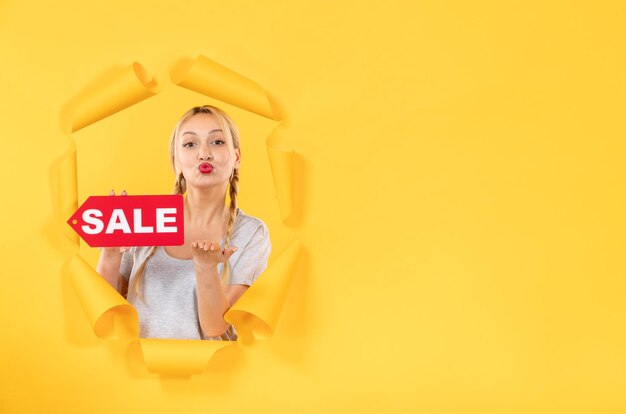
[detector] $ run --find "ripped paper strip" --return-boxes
[59,56,302,375]
[69,254,138,340]
[226,238,303,342]
[171,55,280,121]
[56,143,79,245]
[61,62,159,133]
[267,124,295,221]
[138,338,236,375]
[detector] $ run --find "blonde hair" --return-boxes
[128,105,241,303]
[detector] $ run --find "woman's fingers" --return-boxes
[191,241,209,251]
[105,190,130,253]
[222,246,238,261]
[191,240,225,253]
[189,241,239,264]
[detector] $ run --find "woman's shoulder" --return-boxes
[233,208,270,241]
[236,208,268,228]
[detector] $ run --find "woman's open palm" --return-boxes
[190,240,238,270]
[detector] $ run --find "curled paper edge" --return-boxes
[61,61,159,133]
[137,338,236,375]
[56,142,79,245]
[226,237,303,342]
[171,55,280,121]
[267,147,295,222]
[267,124,295,222]
[68,254,138,340]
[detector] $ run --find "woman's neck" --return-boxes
[184,186,229,228]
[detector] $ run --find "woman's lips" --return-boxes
[198,162,214,174]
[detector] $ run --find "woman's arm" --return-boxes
[192,223,270,338]
[95,249,124,294]
[194,264,247,337]
[191,241,239,337]
[95,189,129,295]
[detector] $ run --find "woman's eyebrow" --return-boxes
[181,129,223,136]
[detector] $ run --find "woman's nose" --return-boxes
[198,143,212,160]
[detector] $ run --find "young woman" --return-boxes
[96,105,271,341]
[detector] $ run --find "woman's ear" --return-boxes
[234,148,241,169]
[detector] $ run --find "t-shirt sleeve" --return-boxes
[119,248,135,282]
[228,222,271,286]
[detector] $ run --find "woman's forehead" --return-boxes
[180,113,222,134]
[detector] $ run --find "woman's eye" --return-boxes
[183,142,195,148]
[212,140,225,145]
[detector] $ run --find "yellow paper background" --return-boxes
[1,0,625,413]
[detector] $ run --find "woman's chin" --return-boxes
[187,178,227,191]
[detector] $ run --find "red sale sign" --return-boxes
[67,195,185,247]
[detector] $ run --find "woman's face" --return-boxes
[175,113,241,190]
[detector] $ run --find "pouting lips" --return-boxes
[198,163,214,174]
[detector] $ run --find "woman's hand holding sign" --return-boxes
[96,189,131,295]
[104,189,130,253]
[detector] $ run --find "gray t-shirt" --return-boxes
[119,208,271,341]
